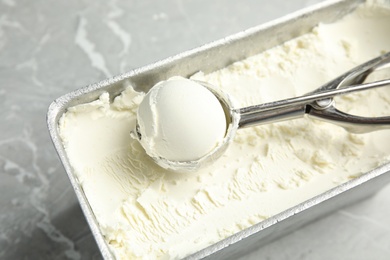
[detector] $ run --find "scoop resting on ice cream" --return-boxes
[135,47,390,171]
[135,54,390,171]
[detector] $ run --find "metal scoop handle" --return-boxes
[236,52,390,133]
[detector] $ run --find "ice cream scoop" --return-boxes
[134,52,390,172]
[135,77,228,164]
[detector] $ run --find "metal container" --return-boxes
[47,0,390,259]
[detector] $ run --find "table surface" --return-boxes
[1,0,390,259]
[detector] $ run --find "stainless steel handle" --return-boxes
[307,107,390,134]
[235,79,390,130]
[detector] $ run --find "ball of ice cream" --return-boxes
[137,77,227,162]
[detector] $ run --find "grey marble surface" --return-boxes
[1,0,390,259]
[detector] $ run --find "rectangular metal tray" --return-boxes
[47,0,390,259]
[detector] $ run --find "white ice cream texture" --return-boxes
[59,1,390,259]
[137,77,227,162]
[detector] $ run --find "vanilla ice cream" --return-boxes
[136,77,227,164]
[59,1,390,259]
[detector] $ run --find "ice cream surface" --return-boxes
[136,77,227,163]
[59,1,390,259]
